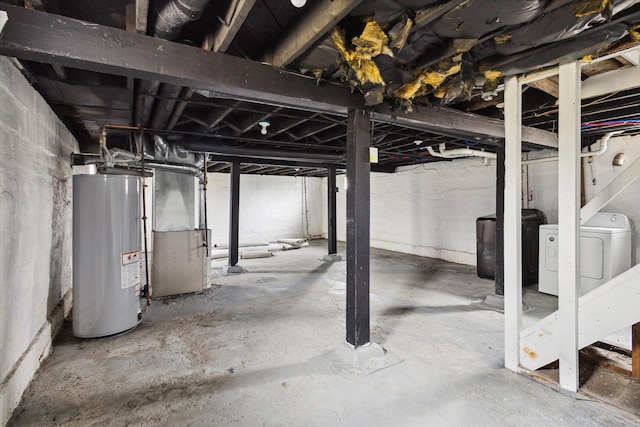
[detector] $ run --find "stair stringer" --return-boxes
[520,263,640,371]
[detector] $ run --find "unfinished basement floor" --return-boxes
[9,241,640,426]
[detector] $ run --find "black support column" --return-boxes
[328,166,338,255]
[345,109,370,348]
[323,165,342,261]
[225,161,241,272]
[495,141,505,296]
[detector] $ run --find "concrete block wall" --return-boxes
[207,173,324,245]
[332,158,497,265]
[0,57,76,424]
[345,134,640,268]
[528,134,640,264]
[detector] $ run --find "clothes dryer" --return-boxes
[538,213,631,296]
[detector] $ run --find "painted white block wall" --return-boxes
[206,173,324,245]
[0,57,76,424]
[332,159,497,265]
[528,134,640,264]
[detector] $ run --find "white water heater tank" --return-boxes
[73,174,141,338]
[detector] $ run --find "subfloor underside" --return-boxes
[9,241,640,426]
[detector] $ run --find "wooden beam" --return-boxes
[0,4,558,148]
[135,0,149,34]
[0,4,359,114]
[582,64,640,100]
[205,0,255,53]
[263,0,364,68]
[373,105,558,148]
[526,78,559,98]
[633,323,640,379]
[414,0,468,29]
[126,0,149,34]
[126,3,136,33]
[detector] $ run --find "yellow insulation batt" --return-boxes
[494,34,512,44]
[330,22,391,87]
[570,0,610,17]
[482,69,501,94]
[393,60,461,100]
[629,23,640,41]
[353,21,394,58]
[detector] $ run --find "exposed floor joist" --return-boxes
[204,0,255,53]
[0,4,557,148]
[262,0,364,68]
[582,64,640,100]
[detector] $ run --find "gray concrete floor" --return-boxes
[9,241,640,426]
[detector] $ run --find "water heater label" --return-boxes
[121,250,141,290]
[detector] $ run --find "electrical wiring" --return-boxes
[581,119,640,129]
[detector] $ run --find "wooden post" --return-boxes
[503,76,523,372]
[633,323,640,379]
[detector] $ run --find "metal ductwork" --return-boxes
[153,134,169,159]
[141,0,212,143]
[135,160,204,181]
[151,0,211,40]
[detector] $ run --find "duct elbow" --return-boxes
[153,134,169,159]
[152,0,211,40]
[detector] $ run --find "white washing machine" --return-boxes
[538,212,631,296]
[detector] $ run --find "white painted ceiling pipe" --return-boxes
[426,143,497,159]
[522,131,622,165]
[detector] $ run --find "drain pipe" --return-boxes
[426,143,497,160]
[197,154,207,229]
[202,154,209,257]
[523,131,622,165]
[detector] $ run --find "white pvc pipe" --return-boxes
[426,143,497,160]
[523,131,621,165]
[241,250,273,259]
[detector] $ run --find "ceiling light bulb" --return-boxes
[259,120,270,135]
[290,0,306,7]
